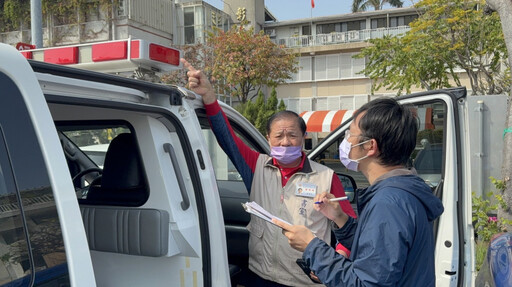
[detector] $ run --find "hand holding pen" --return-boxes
[314,196,348,204]
[313,192,347,224]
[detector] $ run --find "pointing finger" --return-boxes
[180,58,196,72]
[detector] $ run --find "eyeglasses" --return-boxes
[345,129,364,139]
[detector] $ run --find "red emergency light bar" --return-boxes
[92,41,128,62]
[44,46,79,64]
[149,43,180,66]
[18,39,182,74]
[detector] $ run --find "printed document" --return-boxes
[242,201,292,227]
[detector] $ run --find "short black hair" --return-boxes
[266,110,307,136]
[352,97,418,166]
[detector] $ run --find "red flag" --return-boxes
[311,0,315,8]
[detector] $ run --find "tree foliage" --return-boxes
[352,0,403,12]
[161,43,213,88]
[0,0,117,32]
[206,23,298,103]
[236,87,286,136]
[356,0,510,95]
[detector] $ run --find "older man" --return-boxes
[181,58,356,286]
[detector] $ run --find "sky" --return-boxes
[204,0,355,21]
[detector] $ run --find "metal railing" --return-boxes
[274,26,411,48]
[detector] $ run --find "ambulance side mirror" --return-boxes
[337,173,358,204]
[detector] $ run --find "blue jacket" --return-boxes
[303,173,444,286]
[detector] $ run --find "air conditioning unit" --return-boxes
[266,29,276,37]
[335,33,345,42]
[348,31,360,41]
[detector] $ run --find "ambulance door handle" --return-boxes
[163,143,190,210]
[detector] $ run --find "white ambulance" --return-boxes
[1,39,502,286]
[0,41,270,287]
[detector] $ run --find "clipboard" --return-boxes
[242,201,292,227]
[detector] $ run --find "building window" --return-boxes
[224,17,230,32]
[316,23,336,34]
[291,53,365,83]
[404,15,418,25]
[341,20,366,32]
[315,55,340,80]
[302,25,311,36]
[390,15,417,27]
[289,27,299,36]
[184,7,195,44]
[340,52,365,78]
[291,57,312,82]
[371,18,387,29]
[283,98,313,114]
[316,56,326,80]
[183,5,205,44]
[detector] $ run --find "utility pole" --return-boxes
[31,0,43,48]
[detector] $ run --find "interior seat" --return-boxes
[80,133,149,206]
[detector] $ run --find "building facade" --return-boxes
[0,0,234,47]
[263,7,473,110]
[0,0,472,142]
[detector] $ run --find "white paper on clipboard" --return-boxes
[242,201,292,227]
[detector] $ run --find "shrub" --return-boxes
[472,177,512,271]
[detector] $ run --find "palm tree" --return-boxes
[352,0,404,12]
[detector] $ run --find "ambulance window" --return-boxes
[200,119,265,182]
[412,102,445,189]
[60,123,131,170]
[0,73,69,285]
[56,122,148,206]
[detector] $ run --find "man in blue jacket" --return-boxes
[274,97,444,286]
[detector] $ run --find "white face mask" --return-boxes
[338,138,370,172]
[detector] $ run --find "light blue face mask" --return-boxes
[338,138,370,172]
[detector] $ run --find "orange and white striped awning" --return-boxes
[300,107,435,133]
[299,110,354,132]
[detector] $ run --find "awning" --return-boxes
[299,110,354,132]
[300,107,434,133]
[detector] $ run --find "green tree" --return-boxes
[236,87,286,136]
[207,23,298,103]
[352,0,403,12]
[356,0,510,95]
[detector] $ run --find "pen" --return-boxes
[314,196,349,204]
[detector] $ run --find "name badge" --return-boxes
[295,182,317,198]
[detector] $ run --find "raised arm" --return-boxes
[181,58,260,193]
[181,58,216,105]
